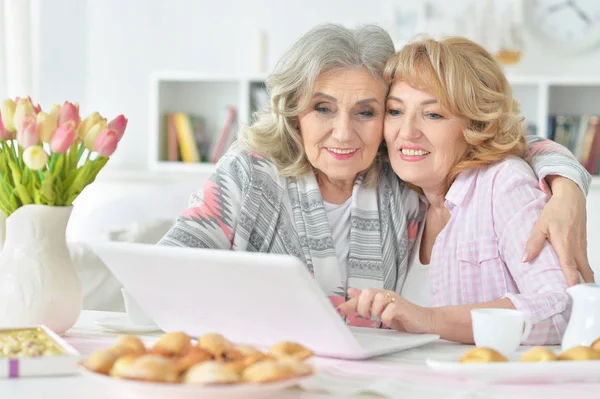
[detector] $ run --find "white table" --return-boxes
[2,311,599,399]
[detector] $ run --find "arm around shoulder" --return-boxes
[524,135,592,195]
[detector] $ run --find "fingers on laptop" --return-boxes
[337,288,399,320]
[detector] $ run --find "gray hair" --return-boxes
[236,24,395,182]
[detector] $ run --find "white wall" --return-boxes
[36,0,600,275]
[34,0,600,169]
[34,0,87,111]
[81,0,396,168]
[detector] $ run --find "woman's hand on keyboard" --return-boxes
[337,287,435,334]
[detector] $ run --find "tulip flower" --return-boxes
[107,114,128,140]
[50,121,76,153]
[16,96,41,114]
[0,111,14,140]
[83,120,107,150]
[22,145,49,171]
[17,115,40,148]
[57,101,80,127]
[0,94,128,214]
[49,104,61,120]
[78,112,103,139]
[0,99,17,132]
[36,112,58,143]
[93,128,119,157]
[13,97,36,132]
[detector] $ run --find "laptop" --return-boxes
[90,242,439,360]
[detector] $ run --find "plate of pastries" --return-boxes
[80,331,315,399]
[425,338,600,383]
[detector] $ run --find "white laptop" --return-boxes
[90,242,439,360]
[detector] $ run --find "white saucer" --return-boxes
[95,314,162,334]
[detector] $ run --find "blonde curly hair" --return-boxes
[383,36,527,189]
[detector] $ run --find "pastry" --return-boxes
[224,353,271,373]
[82,350,118,375]
[268,341,314,360]
[520,347,557,362]
[197,333,244,362]
[184,361,240,385]
[218,347,245,362]
[83,330,314,386]
[459,347,508,363]
[110,354,179,383]
[242,359,295,383]
[150,331,192,357]
[276,355,314,376]
[109,355,138,378]
[590,338,600,351]
[130,355,179,383]
[197,333,233,357]
[235,345,264,357]
[558,346,600,361]
[108,344,143,358]
[170,347,213,374]
[113,335,146,355]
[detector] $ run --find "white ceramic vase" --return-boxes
[0,205,82,334]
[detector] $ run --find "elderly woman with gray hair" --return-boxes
[159,24,592,327]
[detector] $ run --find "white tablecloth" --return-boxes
[2,311,599,399]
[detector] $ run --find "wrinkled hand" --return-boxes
[336,288,435,334]
[524,177,594,286]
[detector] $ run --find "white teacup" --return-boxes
[471,308,532,356]
[121,288,155,326]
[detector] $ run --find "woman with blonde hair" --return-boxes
[339,36,578,344]
[160,24,591,328]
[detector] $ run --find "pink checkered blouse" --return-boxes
[428,156,570,345]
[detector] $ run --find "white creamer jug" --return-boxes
[562,283,600,351]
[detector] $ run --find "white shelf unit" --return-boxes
[149,72,600,185]
[508,75,600,139]
[505,75,600,185]
[148,72,267,172]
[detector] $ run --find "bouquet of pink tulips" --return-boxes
[0,97,127,216]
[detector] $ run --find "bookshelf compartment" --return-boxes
[549,86,600,116]
[156,79,240,164]
[547,85,600,175]
[150,74,269,169]
[150,74,600,176]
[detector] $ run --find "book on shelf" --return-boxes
[172,112,200,163]
[547,114,600,175]
[210,106,238,163]
[164,112,212,163]
[166,113,179,162]
[189,115,212,161]
[163,106,239,166]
